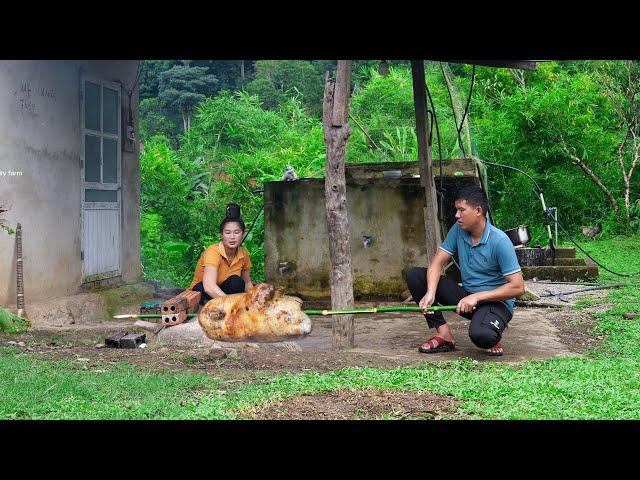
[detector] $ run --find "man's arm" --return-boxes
[456,272,525,314]
[203,266,227,298]
[241,268,253,292]
[419,249,452,308]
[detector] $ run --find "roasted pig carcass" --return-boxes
[198,283,312,342]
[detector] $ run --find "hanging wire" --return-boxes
[457,64,476,146]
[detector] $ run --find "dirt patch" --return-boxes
[242,387,462,420]
[523,281,612,355]
[546,309,603,354]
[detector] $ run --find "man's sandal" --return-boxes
[486,343,504,356]
[418,336,456,354]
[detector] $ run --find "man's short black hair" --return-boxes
[455,185,489,215]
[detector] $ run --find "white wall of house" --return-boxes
[0,60,141,305]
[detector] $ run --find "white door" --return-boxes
[81,78,122,283]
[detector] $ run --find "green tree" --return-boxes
[139,60,178,100]
[244,60,324,115]
[139,97,181,144]
[158,61,219,133]
[192,60,254,91]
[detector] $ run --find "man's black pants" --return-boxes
[404,267,512,349]
[191,275,245,306]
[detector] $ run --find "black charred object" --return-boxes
[105,331,146,348]
[119,333,146,349]
[105,331,128,348]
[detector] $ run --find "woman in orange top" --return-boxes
[190,215,253,306]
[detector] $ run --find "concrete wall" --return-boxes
[0,60,140,305]
[264,177,428,299]
[264,161,479,299]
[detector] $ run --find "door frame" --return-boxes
[80,73,122,283]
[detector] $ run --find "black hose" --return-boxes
[239,189,265,247]
[440,63,466,157]
[481,159,543,195]
[482,160,640,277]
[552,215,640,277]
[425,81,445,234]
[426,76,463,273]
[457,65,476,145]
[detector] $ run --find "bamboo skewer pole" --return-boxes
[113,305,459,320]
[303,305,458,316]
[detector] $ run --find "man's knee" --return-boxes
[469,323,501,349]
[404,267,426,286]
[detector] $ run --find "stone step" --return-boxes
[522,265,598,282]
[543,258,586,266]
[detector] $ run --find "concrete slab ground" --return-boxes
[154,305,578,363]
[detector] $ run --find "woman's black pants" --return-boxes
[404,267,512,349]
[191,275,245,306]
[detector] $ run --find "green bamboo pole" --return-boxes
[303,305,458,316]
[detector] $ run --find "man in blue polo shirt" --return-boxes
[404,185,525,356]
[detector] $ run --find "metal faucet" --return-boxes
[278,261,289,275]
[363,235,373,248]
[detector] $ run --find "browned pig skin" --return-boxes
[198,283,312,342]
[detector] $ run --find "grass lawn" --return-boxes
[1,235,639,419]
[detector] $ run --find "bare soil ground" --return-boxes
[241,388,463,420]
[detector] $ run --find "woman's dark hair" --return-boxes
[219,217,245,233]
[226,203,241,219]
[220,203,245,233]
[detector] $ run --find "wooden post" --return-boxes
[379,60,389,77]
[322,60,355,350]
[411,60,441,259]
[16,223,26,319]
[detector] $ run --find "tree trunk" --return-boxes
[568,152,620,213]
[411,60,441,260]
[559,135,620,214]
[379,60,389,77]
[510,68,526,89]
[240,60,245,84]
[442,63,472,155]
[182,111,189,133]
[620,130,640,221]
[322,61,355,350]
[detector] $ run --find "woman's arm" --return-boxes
[241,268,253,292]
[203,266,227,298]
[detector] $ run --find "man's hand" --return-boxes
[419,291,436,312]
[457,294,480,314]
